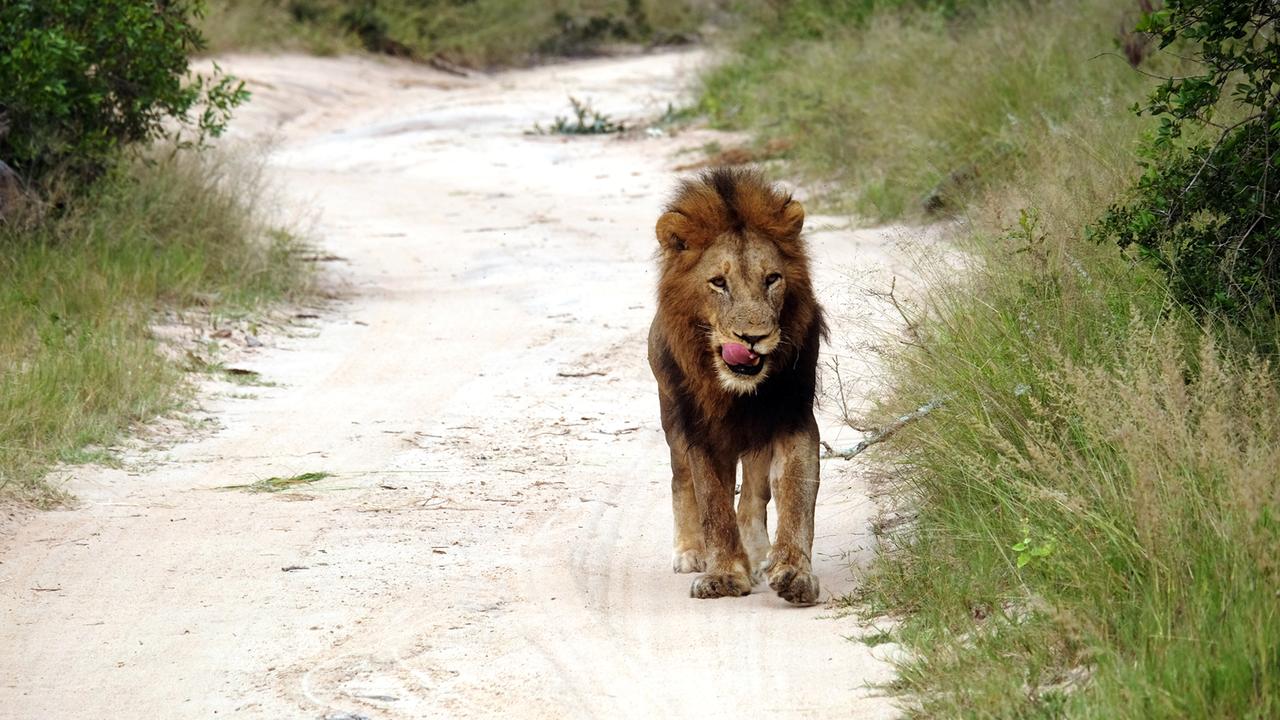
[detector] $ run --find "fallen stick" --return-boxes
[820,397,944,460]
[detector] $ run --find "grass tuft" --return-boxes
[530,96,627,135]
[219,471,331,493]
[861,628,896,647]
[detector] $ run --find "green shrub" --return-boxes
[200,0,705,66]
[0,0,246,186]
[1097,1,1279,323]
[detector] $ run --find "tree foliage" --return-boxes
[1098,0,1279,321]
[0,0,247,186]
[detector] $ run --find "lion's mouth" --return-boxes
[721,343,766,377]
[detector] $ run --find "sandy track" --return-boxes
[0,51,917,718]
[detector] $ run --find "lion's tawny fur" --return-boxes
[648,167,827,605]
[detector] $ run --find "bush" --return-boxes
[0,0,247,186]
[199,0,705,66]
[1097,1,1280,323]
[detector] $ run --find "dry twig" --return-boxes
[821,397,944,460]
[867,276,924,349]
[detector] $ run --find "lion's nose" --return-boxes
[736,332,769,346]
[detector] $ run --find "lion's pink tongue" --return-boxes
[721,342,758,366]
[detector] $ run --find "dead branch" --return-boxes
[867,276,925,349]
[826,356,872,431]
[429,56,474,78]
[820,397,944,461]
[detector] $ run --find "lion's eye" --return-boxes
[709,277,727,290]
[765,273,782,287]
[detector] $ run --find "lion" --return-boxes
[648,167,827,605]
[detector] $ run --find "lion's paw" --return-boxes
[672,548,707,574]
[768,563,820,606]
[689,571,752,599]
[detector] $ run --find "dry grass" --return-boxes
[219,471,332,493]
[841,26,1280,710]
[864,241,1280,715]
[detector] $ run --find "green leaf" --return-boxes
[1030,541,1055,558]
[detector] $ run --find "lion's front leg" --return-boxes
[687,447,752,599]
[766,419,821,606]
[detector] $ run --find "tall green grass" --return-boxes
[0,150,309,504]
[863,211,1280,717]
[700,0,1280,716]
[701,0,1155,220]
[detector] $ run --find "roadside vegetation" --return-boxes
[0,1,309,503]
[706,0,1278,716]
[199,0,709,66]
[5,1,1273,712]
[701,0,1160,220]
[0,152,309,505]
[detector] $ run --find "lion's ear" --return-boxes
[780,199,805,238]
[656,211,688,252]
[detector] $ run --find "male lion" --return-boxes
[648,167,827,605]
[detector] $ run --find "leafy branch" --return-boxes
[1095,0,1279,323]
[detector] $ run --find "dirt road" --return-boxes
[0,51,916,718]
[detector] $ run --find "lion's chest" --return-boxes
[694,388,811,455]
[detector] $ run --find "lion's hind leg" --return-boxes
[670,446,706,573]
[738,449,772,585]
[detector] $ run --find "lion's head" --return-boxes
[654,168,821,396]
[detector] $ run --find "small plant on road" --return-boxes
[219,471,331,494]
[531,96,625,135]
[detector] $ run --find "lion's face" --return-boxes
[692,234,788,393]
[654,168,816,398]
